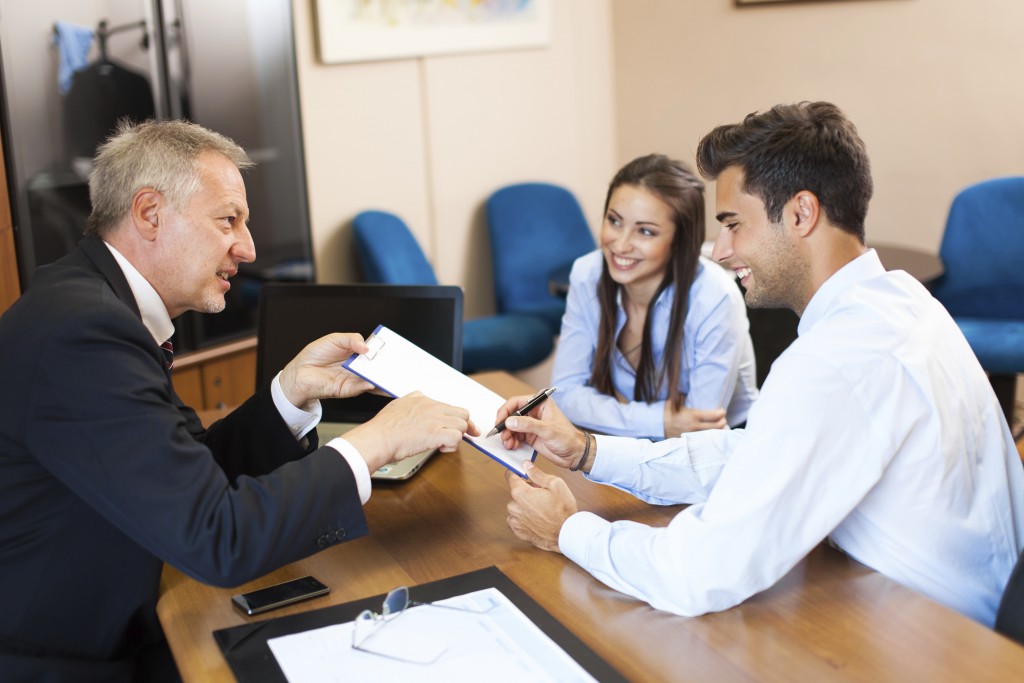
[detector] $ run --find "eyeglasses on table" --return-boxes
[350,585,497,664]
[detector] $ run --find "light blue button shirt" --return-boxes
[552,250,758,437]
[559,250,1024,626]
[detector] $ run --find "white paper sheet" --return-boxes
[342,325,536,476]
[267,588,598,683]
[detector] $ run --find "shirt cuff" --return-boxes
[640,400,668,439]
[586,434,631,483]
[558,510,607,564]
[326,437,372,505]
[271,372,321,439]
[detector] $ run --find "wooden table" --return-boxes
[158,372,1024,682]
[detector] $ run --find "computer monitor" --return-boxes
[256,283,463,424]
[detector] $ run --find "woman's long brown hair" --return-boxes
[590,154,706,412]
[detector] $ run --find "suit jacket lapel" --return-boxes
[73,237,183,389]
[75,235,143,320]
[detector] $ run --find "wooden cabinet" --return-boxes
[1,125,21,316]
[172,337,256,411]
[171,366,205,409]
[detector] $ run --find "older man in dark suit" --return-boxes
[0,119,475,682]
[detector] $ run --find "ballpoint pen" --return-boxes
[486,387,556,438]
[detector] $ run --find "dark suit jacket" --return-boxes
[63,61,156,160]
[0,237,368,681]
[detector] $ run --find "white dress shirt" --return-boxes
[103,242,373,503]
[559,250,1024,625]
[552,250,758,436]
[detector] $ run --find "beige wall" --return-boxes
[294,0,1023,314]
[292,0,616,319]
[611,0,1024,253]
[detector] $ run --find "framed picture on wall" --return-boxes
[736,0,850,4]
[315,0,553,65]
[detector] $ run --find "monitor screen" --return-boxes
[257,283,463,423]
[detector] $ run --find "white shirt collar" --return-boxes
[102,241,176,346]
[798,248,885,337]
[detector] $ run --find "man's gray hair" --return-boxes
[85,119,253,236]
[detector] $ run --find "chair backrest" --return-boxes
[352,210,438,285]
[930,177,1024,319]
[996,550,1024,646]
[485,182,595,325]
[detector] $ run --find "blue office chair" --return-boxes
[352,210,554,373]
[486,183,597,334]
[352,210,438,286]
[929,177,1024,423]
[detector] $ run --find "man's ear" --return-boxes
[789,190,820,237]
[130,188,163,241]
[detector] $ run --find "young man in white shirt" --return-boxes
[499,101,1024,626]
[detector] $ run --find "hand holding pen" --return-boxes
[494,390,592,472]
[486,387,556,437]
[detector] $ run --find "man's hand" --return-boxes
[279,333,375,409]
[345,392,479,472]
[664,402,727,435]
[505,462,578,553]
[496,395,588,470]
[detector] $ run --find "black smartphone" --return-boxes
[231,576,330,616]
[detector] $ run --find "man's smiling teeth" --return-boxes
[736,267,751,280]
[612,255,638,267]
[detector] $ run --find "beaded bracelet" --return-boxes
[569,431,592,471]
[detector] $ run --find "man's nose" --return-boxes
[710,227,733,263]
[233,225,256,263]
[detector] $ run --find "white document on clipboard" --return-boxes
[266,587,598,683]
[342,325,536,477]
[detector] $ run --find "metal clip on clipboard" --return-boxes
[365,333,386,360]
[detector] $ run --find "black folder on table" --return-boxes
[214,566,626,682]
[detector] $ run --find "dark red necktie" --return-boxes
[160,341,174,371]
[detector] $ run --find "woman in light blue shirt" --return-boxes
[552,154,757,439]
